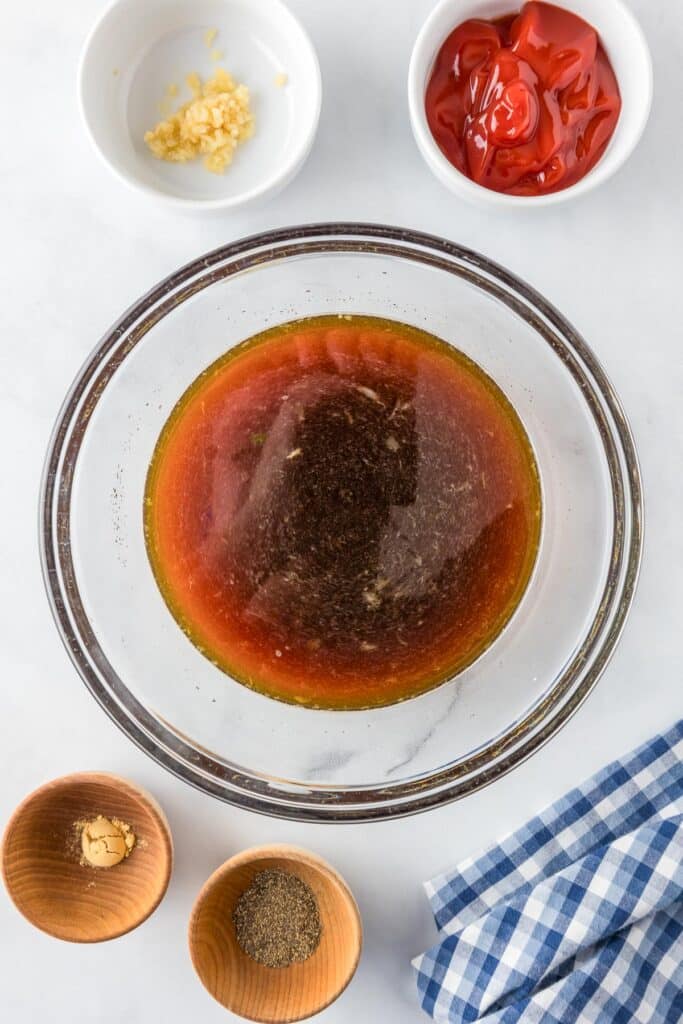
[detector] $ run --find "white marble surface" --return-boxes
[1,1,681,1020]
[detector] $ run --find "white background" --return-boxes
[1,1,681,1020]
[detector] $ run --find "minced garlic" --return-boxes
[144,69,254,174]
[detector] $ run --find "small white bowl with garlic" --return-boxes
[79,0,321,212]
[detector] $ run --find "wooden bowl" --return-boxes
[1,772,173,942]
[189,845,362,1023]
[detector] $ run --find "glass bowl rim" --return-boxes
[40,222,643,822]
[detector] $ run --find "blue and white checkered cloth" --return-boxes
[413,722,683,1024]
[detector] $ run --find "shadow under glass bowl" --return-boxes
[40,224,642,822]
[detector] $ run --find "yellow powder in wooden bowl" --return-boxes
[144,69,254,175]
[80,815,136,868]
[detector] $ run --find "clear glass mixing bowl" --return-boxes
[41,225,642,821]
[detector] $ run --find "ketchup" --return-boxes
[425,2,621,196]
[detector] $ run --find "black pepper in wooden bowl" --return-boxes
[232,868,322,968]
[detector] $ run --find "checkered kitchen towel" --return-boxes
[413,722,683,1024]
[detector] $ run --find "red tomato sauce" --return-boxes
[425,1,621,196]
[145,316,541,709]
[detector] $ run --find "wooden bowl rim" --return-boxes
[188,843,363,1023]
[1,770,174,943]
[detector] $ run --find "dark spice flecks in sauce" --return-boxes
[144,315,541,709]
[425,1,621,196]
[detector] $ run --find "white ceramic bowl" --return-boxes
[79,0,321,211]
[408,0,653,207]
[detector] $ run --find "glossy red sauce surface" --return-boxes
[425,1,621,195]
[145,317,541,709]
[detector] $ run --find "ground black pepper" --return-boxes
[232,869,322,968]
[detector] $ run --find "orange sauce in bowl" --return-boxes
[144,316,541,709]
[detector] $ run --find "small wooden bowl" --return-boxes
[1,772,173,942]
[189,845,362,1023]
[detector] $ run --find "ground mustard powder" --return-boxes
[80,815,136,868]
